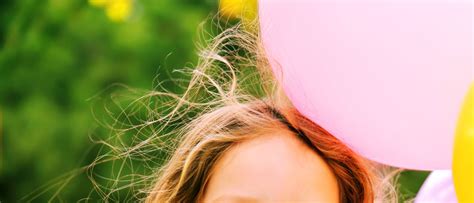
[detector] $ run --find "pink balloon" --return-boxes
[259,0,473,170]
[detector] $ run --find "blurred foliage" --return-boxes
[0,0,218,201]
[0,0,427,202]
[398,171,430,202]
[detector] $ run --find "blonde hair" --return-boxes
[138,22,398,202]
[57,22,398,202]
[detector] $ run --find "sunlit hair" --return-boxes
[146,101,396,203]
[20,21,399,202]
[138,22,399,202]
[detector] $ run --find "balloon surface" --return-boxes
[453,83,474,202]
[416,170,457,203]
[259,0,473,169]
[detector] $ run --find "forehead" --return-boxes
[202,132,340,202]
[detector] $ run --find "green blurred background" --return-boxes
[0,0,428,202]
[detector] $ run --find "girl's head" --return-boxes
[146,101,376,202]
[90,23,396,202]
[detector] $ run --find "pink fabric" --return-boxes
[416,170,457,203]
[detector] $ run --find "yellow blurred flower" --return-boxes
[89,0,133,22]
[219,0,257,22]
[105,0,132,22]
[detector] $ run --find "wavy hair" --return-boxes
[139,22,399,202]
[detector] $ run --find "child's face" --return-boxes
[201,132,340,202]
